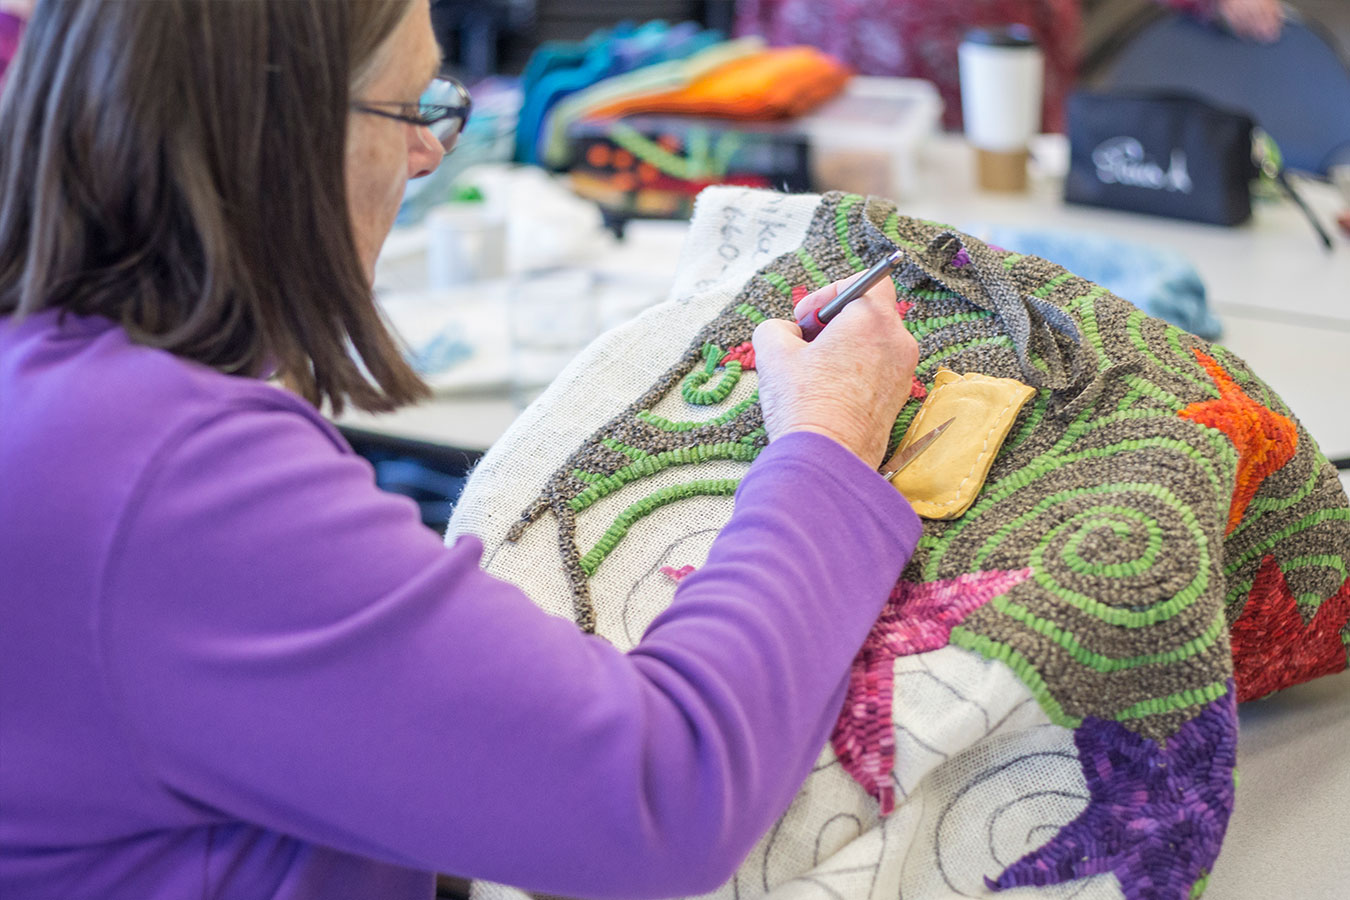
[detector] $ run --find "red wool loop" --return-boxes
[1231,555,1350,702]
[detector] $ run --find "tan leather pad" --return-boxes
[886,368,1036,519]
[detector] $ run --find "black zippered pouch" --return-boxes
[1064,90,1258,225]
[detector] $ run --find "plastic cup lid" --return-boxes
[962,25,1037,48]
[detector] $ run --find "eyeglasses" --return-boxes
[351,75,472,153]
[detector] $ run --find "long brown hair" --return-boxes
[0,0,429,414]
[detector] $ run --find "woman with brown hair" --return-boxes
[0,1,920,897]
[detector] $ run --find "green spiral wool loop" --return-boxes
[834,194,866,270]
[578,479,741,575]
[795,248,829,287]
[735,303,768,324]
[680,343,742,405]
[905,310,997,340]
[504,190,1349,752]
[636,392,759,432]
[488,189,1350,900]
[569,442,761,512]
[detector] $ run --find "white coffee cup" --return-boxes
[425,203,507,289]
[958,26,1044,191]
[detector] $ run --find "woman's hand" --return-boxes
[1218,0,1283,43]
[752,274,919,469]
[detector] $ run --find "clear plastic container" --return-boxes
[798,76,944,200]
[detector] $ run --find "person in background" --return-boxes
[0,0,32,86]
[1212,0,1285,42]
[0,1,922,898]
[734,0,1287,131]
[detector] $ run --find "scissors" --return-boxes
[881,417,955,481]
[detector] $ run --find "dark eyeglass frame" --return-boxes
[351,75,472,152]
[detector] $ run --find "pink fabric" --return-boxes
[0,12,23,88]
[829,568,1033,812]
[734,0,1218,132]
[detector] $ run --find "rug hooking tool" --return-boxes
[881,416,956,481]
[796,249,906,341]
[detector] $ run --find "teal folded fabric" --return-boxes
[518,23,733,167]
[540,37,765,169]
[976,225,1223,339]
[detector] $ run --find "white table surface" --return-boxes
[1205,669,1350,900]
[336,135,1350,459]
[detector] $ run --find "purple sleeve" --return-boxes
[0,13,24,84]
[97,404,921,898]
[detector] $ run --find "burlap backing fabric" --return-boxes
[448,187,1350,900]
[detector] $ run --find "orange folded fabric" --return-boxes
[584,46,850,120]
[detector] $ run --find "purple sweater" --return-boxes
[0,12,22,86]
[0,309,921,899]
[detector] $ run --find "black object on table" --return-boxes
[339,426,483,534]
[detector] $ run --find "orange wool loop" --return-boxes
[1178,349,1299,534]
